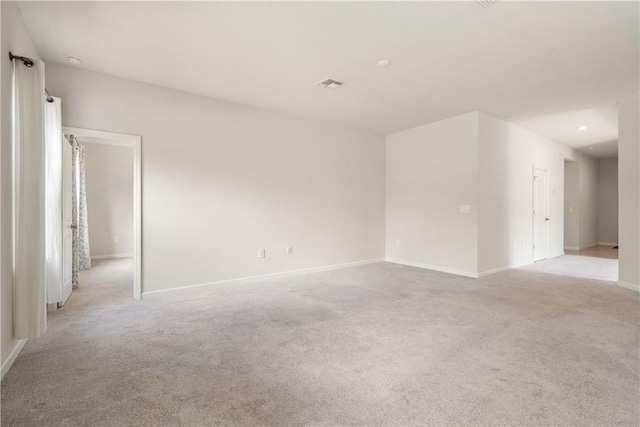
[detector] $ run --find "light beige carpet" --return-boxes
[1,259,638,426]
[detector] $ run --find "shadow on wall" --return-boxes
[564,160,579,250]
[479,118,537,274]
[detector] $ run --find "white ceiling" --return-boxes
[19,1,639,158]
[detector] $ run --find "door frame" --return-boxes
[62,126,142,300]
[532,167,548,262]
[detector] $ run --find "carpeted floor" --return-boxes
[1,258,638,426]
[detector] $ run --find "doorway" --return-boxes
[62,127,141,300]
[524,158,618,283]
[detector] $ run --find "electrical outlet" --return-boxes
[258,248,266,258]
[287,246,293,255]
[459,205,471,214]
[113,236,119,244]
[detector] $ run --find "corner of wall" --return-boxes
[385,112,480,276]
[618,91,640,288]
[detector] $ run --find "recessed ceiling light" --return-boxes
[588,147,594,150]
[578,126,587,131]
[67,56,82,65]
[378,59,391,67]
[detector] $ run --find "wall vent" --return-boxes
[477,0,495,7]
[315,78,343,89]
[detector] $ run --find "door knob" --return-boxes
[545,218,550,221]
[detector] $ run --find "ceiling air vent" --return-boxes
[477,0,495,7]
[315,78,343,89]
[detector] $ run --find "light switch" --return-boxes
[258,248,266,258]
[459,205,471,214]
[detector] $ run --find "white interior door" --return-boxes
[61,136,73,305]
[45,99,64,306]
[533,168,548,262]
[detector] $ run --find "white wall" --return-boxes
[618,91,639,290]
[578,155,599,249]
[83,142,134,258]
[562,155,600,252]
[46,63,386,293]
[386,111,599,278]
[0,1,41,371]
[564,161,580,249]
[597,157,618,245]
[478,112,580,275]
[385,113,479,277]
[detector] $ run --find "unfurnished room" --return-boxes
[1,1,639,426]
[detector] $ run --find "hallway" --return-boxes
[76,258,134,307]
[565,245,618,260]
[522,246,618,282]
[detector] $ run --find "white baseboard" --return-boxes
[478,265,518,278]
[478,266,511,277]
[564,243,598,251]
[477,258,540,277]
[579,243,598,250]
[1,339,26,379]
[142,258,385,296]
[91,253,133,260]
[617,281,640,292]
[598,242,618,246]
[385,258,477,278]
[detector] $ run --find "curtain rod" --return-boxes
[9,51,54,103]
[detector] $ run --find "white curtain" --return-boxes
[71,137,91,289]
[45,97,63,304]
[12,59,46,338]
